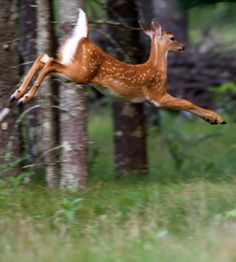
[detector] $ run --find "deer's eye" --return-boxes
[170,36,175,41]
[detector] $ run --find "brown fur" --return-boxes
[10,19,225,124]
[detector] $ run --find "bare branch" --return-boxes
[10,61,34,69]
[90,20,141,31]
[15,105,41,127]
[0,108,10,122]
[36,145,64,161]
[94,28,132,62]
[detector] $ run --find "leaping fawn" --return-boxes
[10,9,226,125]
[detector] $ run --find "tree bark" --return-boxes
[0,0,21,177]
[36,0,60,187]
[107,0,148,174]
[20,0,41,173]
[59,0,88,189]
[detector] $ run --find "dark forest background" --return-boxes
[1,0,236,187]
[1,1,236,260]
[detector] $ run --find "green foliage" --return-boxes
[52,197,82,224]
[211,81,236,94]
[180,0,236,9]
[210,82,236,120]
[214,207,236,223]
[53,0,106,22]
[188,2,236,46]
[88,143,100,173]
[159,111,223,171]
[1,107,236,261]
[224,208,236,220]
[6,172,31,189]
[85,0,106,19]
[0,179,8,203]
[0,156,27,174]
[0,172,31,205]
[1,180,236,261]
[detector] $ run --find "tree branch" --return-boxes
[89,20,141,31]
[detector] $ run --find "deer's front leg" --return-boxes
[9,54,47,103]
[17,58,65,105]
[152,94,226,125]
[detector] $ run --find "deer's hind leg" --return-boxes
[150,93,226,125]
[9,54,49,103]
[17,58,65,105]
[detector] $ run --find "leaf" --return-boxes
[67,210,75,222]
[72,198,82,207]
[224,209,236,220]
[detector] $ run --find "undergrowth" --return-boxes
[1,108,236,261]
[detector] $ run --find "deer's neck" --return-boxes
[148,37,159,66]
[157,44,168,73]
[148,39,168,74]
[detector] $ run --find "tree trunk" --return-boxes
[20,0,41,174]
[0,0,21,177]
[151,0,188,43]
[107,0,148,174]
[36,0,60,187]
[59,0,88,189]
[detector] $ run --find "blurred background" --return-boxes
[0,0,236,186]
[1,1,236,261]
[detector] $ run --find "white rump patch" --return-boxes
[61,9,88,65]
[40,54,49,63]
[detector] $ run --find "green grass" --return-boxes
[1,107,236,261]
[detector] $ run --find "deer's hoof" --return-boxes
[16,100,23,107]
[221,121,227,125]
[210,120,218,125]
[9,95,16,103]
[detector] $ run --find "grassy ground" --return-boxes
[1,107,236,262]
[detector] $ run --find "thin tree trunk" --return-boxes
[0,0,21,177]
[21,0,41,172]
[36,0,60,187]
[107,0,148,174]
[59,0,88,189]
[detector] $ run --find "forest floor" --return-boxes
[1,108,236,262]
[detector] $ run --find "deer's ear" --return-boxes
[138,19,153,39]
[151,19,162,37]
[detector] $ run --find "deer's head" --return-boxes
[139,19,185,53]
[151,20,185,53]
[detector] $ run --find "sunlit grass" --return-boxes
[1,180,236,261]
[1,108,236,261]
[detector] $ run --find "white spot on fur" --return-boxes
[40,54,49,63]
[61,9,88,65]
[151,100,161,107]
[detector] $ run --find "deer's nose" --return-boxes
[181,44,186,51]
[179,44,186,52]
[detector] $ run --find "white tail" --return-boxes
[60,9,88,65]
